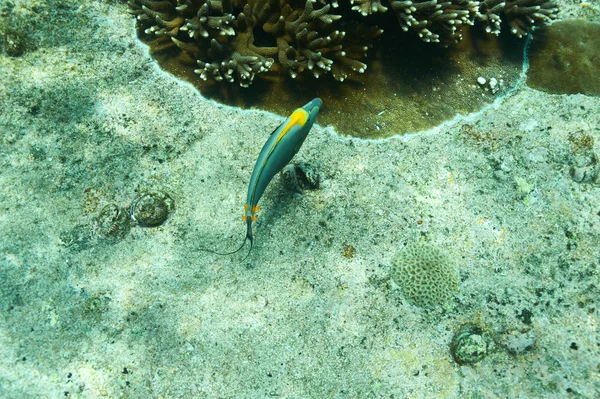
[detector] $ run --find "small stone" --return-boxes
[281,161,321,194]
[570,158,599,183]
[489,77,499,93]
[477,76,487,85]
[450,324,491,365]
[130,191,175,227]
[571,167,586,183]
[500,329,536,355]
[494,170,508,181]
[93,204,131,239]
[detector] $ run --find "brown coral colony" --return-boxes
[128,0,557,87]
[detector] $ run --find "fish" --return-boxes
[208,98,322,260]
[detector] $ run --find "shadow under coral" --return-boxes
[138,22,525,139]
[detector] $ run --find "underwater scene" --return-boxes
[0,0,599,397]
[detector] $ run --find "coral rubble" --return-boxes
[129,0,557,87]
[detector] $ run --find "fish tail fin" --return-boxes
[241,222,254,261]
[199,236,248,256]
[199,218,254,259]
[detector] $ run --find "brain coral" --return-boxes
[391,242,459,307]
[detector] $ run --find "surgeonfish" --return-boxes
[209,98,322,260]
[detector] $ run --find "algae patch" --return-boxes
[527,20,600,96]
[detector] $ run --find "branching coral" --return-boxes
[388,0,557,44]
[129,0,379,86]
[129,0,557,86]
[389,0,480,44]
[351,0,388,16]
[478,0,558,37]
[502,0,558,37]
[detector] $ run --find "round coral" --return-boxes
[391,242,459,307]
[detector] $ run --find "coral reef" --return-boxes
[129,0,381,86]
[390,242,459,307]
[389,0,479,44]
[128,0,557,86]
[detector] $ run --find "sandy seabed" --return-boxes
[1,1,599,397]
